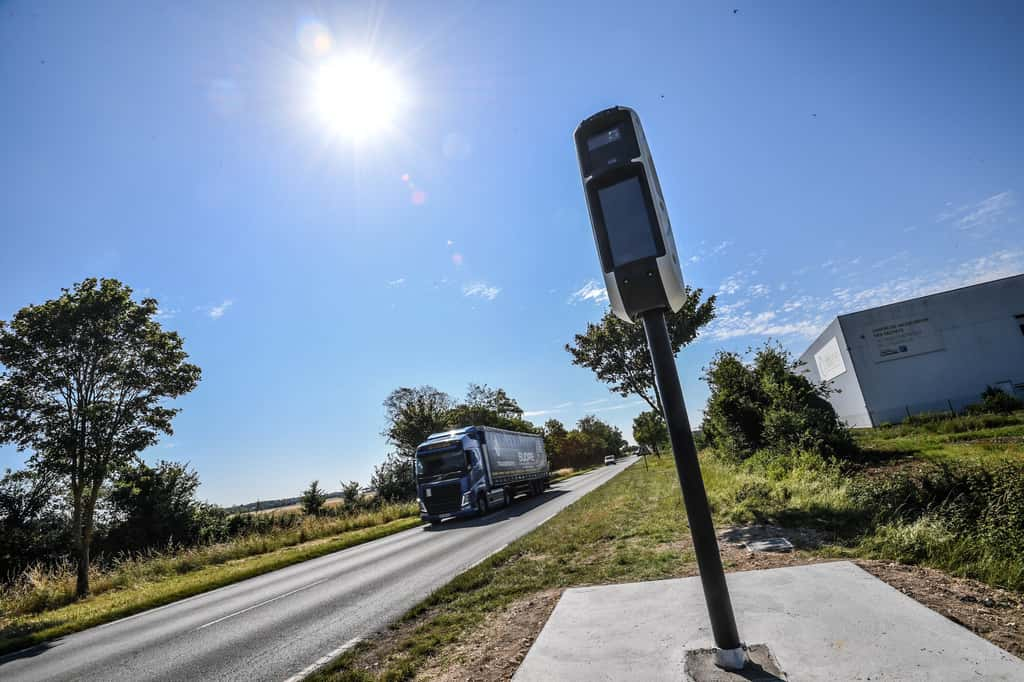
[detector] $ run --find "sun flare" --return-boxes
[314,55,403,140]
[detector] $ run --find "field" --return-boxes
[0,503,419,655]
[314,413,1024,681]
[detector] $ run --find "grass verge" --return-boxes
[0,512,421,656]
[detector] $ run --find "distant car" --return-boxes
[604,454,616,465]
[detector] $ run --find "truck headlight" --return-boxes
[419,500,427,513]
[461,492,471,508]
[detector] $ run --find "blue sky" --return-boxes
[2,2,1022,504]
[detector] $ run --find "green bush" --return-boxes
[965,386,1024,416]
[701,342,855,460]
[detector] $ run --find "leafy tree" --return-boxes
[301,480,328,516]
[381,386,454,458]
[0,468,68,579]
[463,383,523,418]
[340,480,361,508]
[0,278,201,596]
[542,419,568,462]
[701,342,854,460]
[576,415,626,455]
[565,288,715,412]
[105,460,203,552]
[553,431,603,469]
[633,410,667,457]
[371,453,416,502]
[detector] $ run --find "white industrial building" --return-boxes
[799,274,1024,427]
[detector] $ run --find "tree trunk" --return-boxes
[70,484,88,597]
[76,540,90,597]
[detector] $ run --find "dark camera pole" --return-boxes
[641,309,744,665]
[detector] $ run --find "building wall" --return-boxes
[798,317,872,427]
[837,275,1024,425]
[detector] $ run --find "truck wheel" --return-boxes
[504,489,512,507]
[476,495,489,517]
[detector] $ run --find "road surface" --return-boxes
[1,458,637,682]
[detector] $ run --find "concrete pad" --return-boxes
[514,561,1024,681]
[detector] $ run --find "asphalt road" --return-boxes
[1,457,637,682]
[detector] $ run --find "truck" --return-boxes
[416,425,549,526]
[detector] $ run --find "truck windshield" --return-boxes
[416,449,466,480]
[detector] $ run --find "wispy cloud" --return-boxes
[568,280,609,305]
[582,398,609,406]
[154,307,179,321]
[706,248,1024,342]
[387,278,406,287]
[523,401,574,418]
[591,400,645,413]
[207,300,233,320]
[937,191,1016,231]
[462,282,501,300]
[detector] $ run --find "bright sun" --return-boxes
[314,55,403,140]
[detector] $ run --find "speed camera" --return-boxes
[574,106,686,323]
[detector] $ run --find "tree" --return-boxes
[542,419,568,462]
[0,278,201,597]
[701,342,854,459]
[340,480,361,508]
[576,415,626,455]
[371,453,416,502]
[0,468,68,579]
[301,480,328,516]
[633,410,667,457]
[105,459,203,552]
[381,386,454,458]
[565,288,715,412]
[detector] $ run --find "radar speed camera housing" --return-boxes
[574,106,686,323]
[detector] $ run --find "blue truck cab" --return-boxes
[416,425,549,526]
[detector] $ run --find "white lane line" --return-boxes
[282,636,362,682]
[194,578,328,631]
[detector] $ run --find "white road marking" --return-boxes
[282,636,362,682]
[194,578,328,631]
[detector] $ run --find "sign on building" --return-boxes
[871,317,945,363]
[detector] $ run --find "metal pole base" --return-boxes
[713,646,748,671]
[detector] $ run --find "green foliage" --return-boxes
[0,469,68,580]
[301,480,328,516]
[340,480,362,508]
[446,383,539,434]
[548,416,624,469]
[701,342,855,460]
[542,419,568,460]
[632,410,667,456]
[103,460,207,553]
[966,386,1024,416]
[381,386,454,458]
[371,453,416,502]
[0,278,201,596]
[381,384,539,465]
[565,287,715,411]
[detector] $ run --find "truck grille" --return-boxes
[423,482,462,515]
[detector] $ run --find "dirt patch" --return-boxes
[414,590,561,682]
[856,559,1024,658]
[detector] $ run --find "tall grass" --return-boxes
[1,502,417,618]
